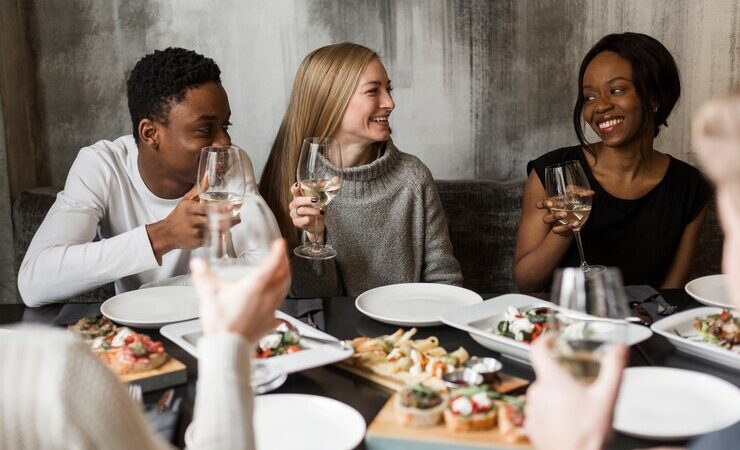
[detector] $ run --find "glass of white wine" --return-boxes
[197,145,247,218]
[549,267,631,383]
[544,160,605,273]
[293,137,343,260]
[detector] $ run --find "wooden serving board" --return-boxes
[335,361,529,393]
[365,395,532,450]
[115,356,187,393]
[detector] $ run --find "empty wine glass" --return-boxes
[293,137,343,260]
[549,267,631,383]
[544,160,605,273]
[197,145,247,218]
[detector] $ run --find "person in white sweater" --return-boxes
[0,239,290,450]
[18,47,276,306]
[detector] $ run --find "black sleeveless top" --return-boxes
[527,146,712,287]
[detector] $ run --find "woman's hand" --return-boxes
[289,182,325,243]
[536,199,579,237]
[525,335,628,450]
[190,239,290,342]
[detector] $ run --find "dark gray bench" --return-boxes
[12,182,723,303]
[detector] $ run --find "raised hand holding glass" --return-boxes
[549,267,631,383]
[544,160,604,273]
[294,137,343,260]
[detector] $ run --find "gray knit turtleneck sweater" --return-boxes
[290,142,463,297]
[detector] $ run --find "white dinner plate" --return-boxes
[355,283,483,327]
[101,286,199,328]
[185,394,366,450]
[651,307,740,370]
[685,274,733,309]
[614,367,740,440]
[161,311,353,375]
[441,293,653,365]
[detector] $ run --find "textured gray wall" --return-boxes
[28,0,739,187]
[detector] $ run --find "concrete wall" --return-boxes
[0,0,737,303]
[25,0,739,188]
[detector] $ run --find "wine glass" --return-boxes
[549,267,631,383]
[197,145,247,218]
[192,194,287,396]
[198,193,281,282]
[544,160,605,273]
[293,137,343,260]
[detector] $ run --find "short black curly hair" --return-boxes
[127,47,221,143]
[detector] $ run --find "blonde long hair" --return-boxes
[259,43,379,245]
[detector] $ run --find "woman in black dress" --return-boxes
[514,32,711,293]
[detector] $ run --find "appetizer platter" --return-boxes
[68,316,186,392]
[340,328,532,448]
[160,311,353,374]
[367,384,529,449]
[651,306,740,369]
[440,294,653,365]
[338,327,528,393]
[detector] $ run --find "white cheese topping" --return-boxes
[471,392,492,409]
[91,336,105,350]
[275,322,290,333]
[110,328,134,347]
[451,397,473,416]
[504,306,534,340]
[259,333,282,350]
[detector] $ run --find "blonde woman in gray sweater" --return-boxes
[259,43,462,297]
[0,240,289,450]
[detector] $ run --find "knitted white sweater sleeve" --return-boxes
[0,328,254,450]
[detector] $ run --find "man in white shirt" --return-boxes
[18,47,274,306]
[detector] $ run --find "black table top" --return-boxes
[1,289,738,450]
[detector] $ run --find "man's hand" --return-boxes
[146,184,207,263]
[190,239,290,342]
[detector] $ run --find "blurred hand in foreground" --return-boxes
[525,334,628,450]
[190,239,290,342]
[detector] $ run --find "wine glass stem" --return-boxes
[573,229,589,270]
[310,210,323,250]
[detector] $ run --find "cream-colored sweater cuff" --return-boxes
[198,334,252,374]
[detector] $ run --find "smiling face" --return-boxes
[581,51,652,148]
[152,81,232,184]
[333,58,395,150]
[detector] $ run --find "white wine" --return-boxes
[200,191,244,217]
[299,178,341,208]
[555,338,606,383]
[550,205,592,230]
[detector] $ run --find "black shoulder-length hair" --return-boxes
[573,32,681,154]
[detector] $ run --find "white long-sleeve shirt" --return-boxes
[18,135,276,306]
[0,326,254,450]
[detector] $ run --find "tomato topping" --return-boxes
[124,335,135,344]
[286,345,302,354]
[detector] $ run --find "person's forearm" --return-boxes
[18,226,158,306]
[192,334,255,450]
[514,232,572,293]
[146,219,176,264]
